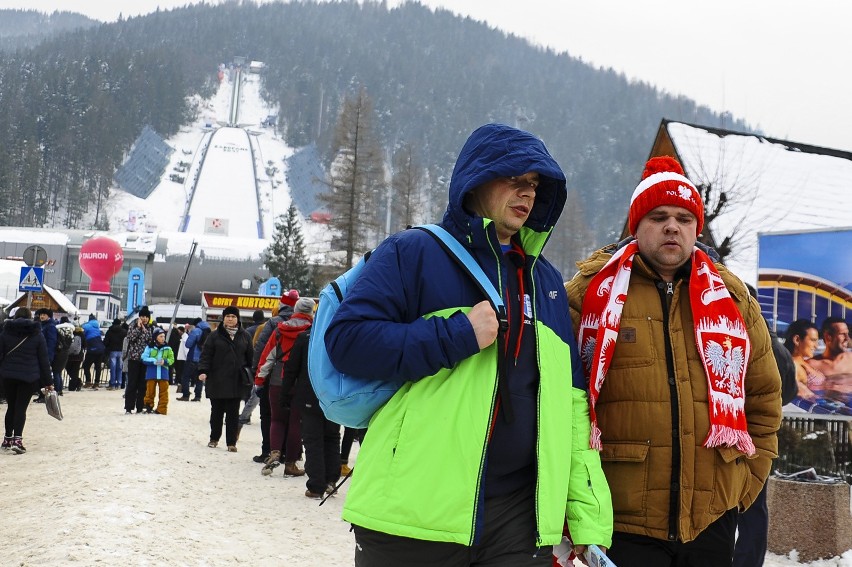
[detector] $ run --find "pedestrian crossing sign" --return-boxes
[19,266,44,292]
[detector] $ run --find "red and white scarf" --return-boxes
[578,241,755,456]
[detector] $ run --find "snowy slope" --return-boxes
[182,126,262,239]
[105,68,332,260]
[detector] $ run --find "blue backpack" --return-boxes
[308,224,505,428]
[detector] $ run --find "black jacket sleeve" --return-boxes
[768,328,797,406]
[281,330,309,409]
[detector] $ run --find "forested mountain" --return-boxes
[0,1,753,272]
[0,9,98,51]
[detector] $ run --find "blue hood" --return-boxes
[443,123,567,239]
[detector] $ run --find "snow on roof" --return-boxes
[42,284,78,315]
[666,121,852,285]
[9,283,78,316]
[160,231,268,261]
[0,229,70,245]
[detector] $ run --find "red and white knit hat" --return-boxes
[279,289,300,309]
[627,156,703,236]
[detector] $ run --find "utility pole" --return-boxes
[166,240,198,342]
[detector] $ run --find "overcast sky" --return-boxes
[5,0,852,152]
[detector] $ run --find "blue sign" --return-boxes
[19,266,44,292]
[126,268,146,313]
[258,277,281,298]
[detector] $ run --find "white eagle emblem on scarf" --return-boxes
[704,337,745,397]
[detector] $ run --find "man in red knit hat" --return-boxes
[565,156,781,566]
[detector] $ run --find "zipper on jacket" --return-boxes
[528,254,546,551]
[658,279,681,541]
[469,228,506,546]
[484,229,512,426]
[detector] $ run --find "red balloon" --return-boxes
[79,237,124,292]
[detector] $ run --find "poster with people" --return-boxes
[757,228,852,414]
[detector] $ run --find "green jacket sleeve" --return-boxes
[565,387,613,548]
[164,346,175,367]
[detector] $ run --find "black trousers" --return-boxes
[83,351,104,385]
[258,384,271,455]
[3,379,36,437]
[210,397,241,446]
[353,484,550,566]
[341,426,366,463]
[607,508,738,567]
[124,360,146,412]
[65,359,82,389]
[733,482,768,567]
[301,408,341,494]
[172,360,184,386]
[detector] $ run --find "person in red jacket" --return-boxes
[254,297,315,476]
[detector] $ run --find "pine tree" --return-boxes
[389,142,426,234]
[263,203,316,295]
[549,186,596,275]
[319,86,386,269]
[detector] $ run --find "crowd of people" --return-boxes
[2,122,847,565]
[0,293,358,507]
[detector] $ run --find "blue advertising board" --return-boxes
[758,228,852,415]
[758,228,852,333]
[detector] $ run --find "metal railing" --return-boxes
[775,413,852,483]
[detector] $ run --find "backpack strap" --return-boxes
[413,224,514,423]
[5,336,29,357]
[330,250,371,303]
[413,224,504,315]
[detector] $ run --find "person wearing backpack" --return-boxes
[282,324,341,499]
[254,297,315,476]
[247,289,299,463]
[65,325,85,391]
[324,123,612,564]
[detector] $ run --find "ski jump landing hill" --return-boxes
[179,64,265,239]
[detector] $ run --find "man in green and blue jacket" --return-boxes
[326,123,612,566]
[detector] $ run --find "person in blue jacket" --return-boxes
[81,314,106,389]
[141,327,175,415]
[179,317,210,402]
[325,123,612,565]
[33,308,58,402]
[34,308,58,363]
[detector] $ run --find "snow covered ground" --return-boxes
[1,387,357,566]
[1,388,848,566]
